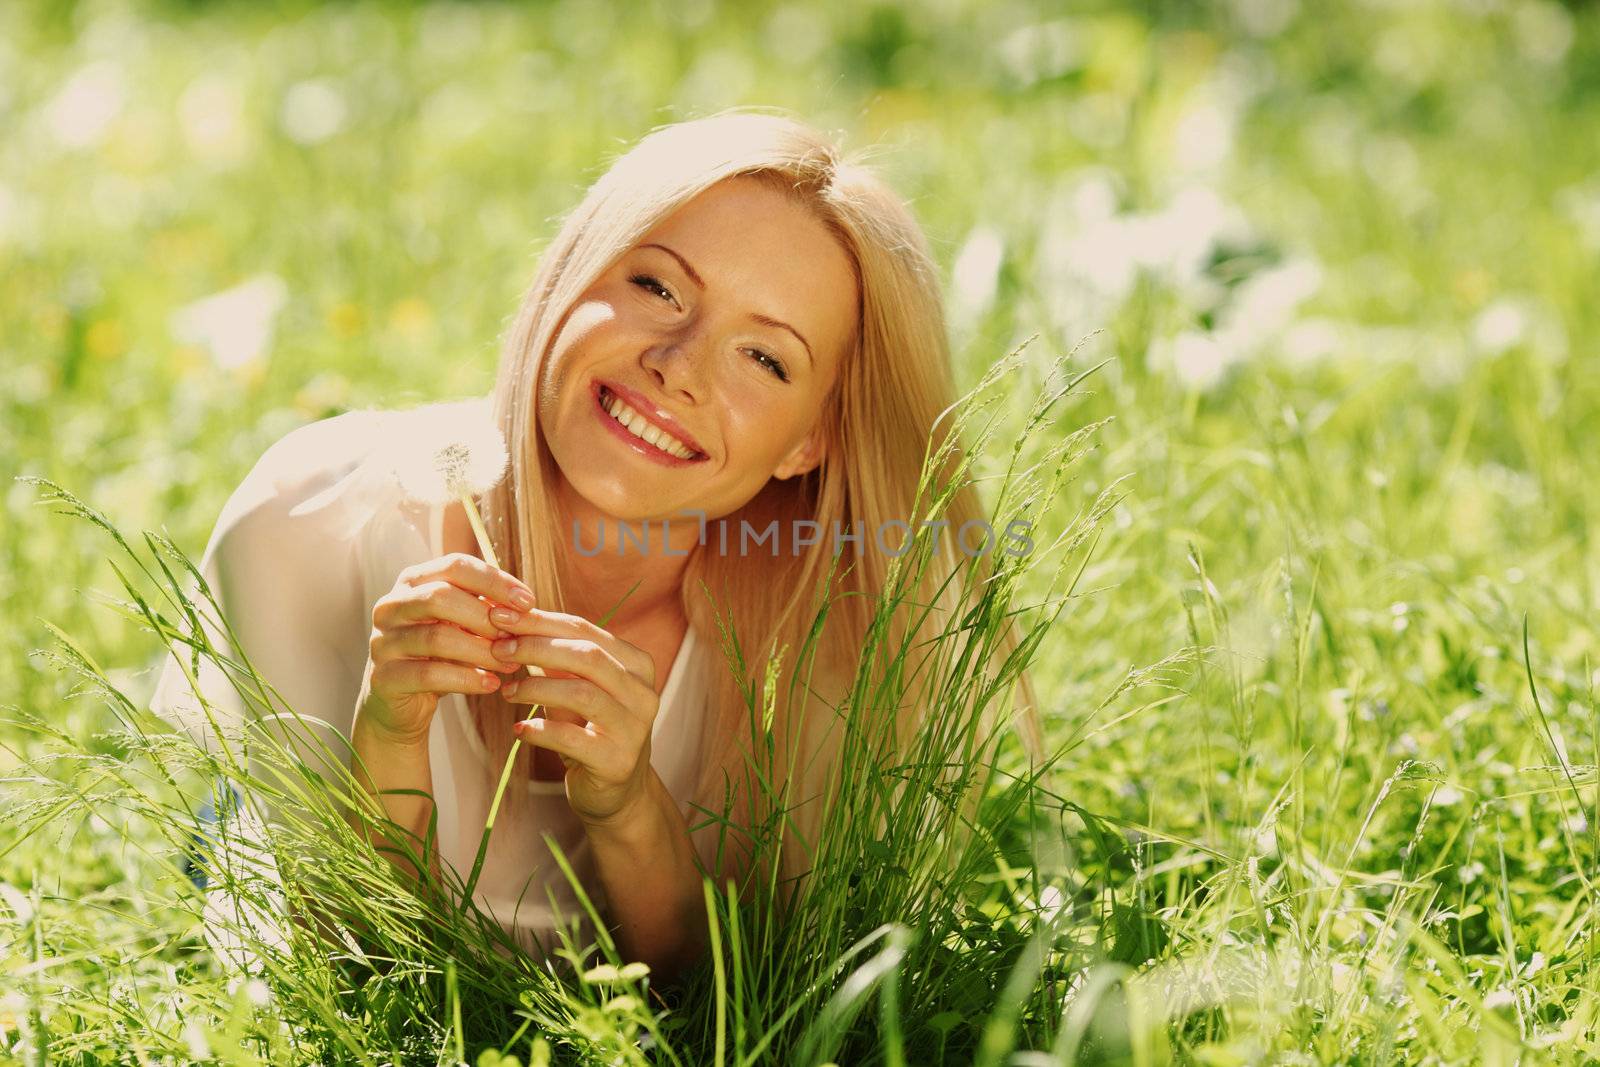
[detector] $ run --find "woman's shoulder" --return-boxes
[268,404,388,462]
[236,395,492,539]
[215,407,395,540]
[255,408,389,489]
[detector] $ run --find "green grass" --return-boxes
[5,0,1600,1062]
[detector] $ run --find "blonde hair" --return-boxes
[463,107,1042,900]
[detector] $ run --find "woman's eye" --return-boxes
[630,271,787,382]
[629,274,677,307]
[746,348,789,383]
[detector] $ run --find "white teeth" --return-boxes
[601,388,697,459]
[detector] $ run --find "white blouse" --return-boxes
[147,396,712,958]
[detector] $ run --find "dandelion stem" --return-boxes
[460,490,499,571]
[457,483,531,909]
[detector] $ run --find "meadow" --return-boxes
[4,0,1599,1062]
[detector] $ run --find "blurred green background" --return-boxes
[5,0,1600,1059]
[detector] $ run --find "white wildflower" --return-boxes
[1432,785,1463,807]
[950,225,1005,329]
[179,72,248,165]
[280,78,347,145]
[1172,79,1242,175]
[169,274,289,370]
[1472,298,1528,355]
[1038,884,1067,922]
[0,883,34,926]
[1147,330,1231,392]
[183,1018,211,1059]
[44,60,125,149]
[1483,987,1515,1011]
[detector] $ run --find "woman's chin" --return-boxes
[559,476,701,526]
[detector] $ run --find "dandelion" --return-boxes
[388,399,510,569]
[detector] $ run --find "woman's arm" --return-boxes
[348,711,441,883]
[147,412,382,824]
[582,769,707,982]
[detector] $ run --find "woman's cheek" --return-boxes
[732,413,806,480]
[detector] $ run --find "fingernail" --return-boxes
[492,638,516,656]
[510,589,536,610]
[490,607,520,626]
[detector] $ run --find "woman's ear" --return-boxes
[773,425,826,481]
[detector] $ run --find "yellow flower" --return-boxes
[35,305,68,343]
[172,343,206,378]
[388,296,432,342]
[87,318,125,360]
[238,358,268,390]
[327,300,364,338]
[1452,268,1492,307]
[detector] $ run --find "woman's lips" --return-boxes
[591,382,709,468]
[596,378,708,454]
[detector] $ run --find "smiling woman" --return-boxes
[150,106,1042,984]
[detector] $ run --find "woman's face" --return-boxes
[538,175,859,524]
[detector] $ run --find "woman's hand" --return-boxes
[486,606,661,826]
[357,553,532,747]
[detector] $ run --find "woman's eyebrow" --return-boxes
[639,241,814,366]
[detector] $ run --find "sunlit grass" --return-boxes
[5,0,1600,1062]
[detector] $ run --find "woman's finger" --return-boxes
[502,676,638,738]
[484,607,656,687]
[373,656,504,697]
[375,622,520,674]
[512,716,606,771]
[491,635,655,714]
[400,552,536,612]
[376,580,508,640]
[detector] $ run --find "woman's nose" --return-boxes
[641,339,706,400]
